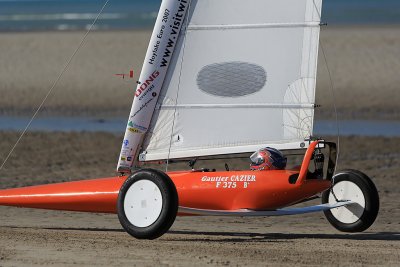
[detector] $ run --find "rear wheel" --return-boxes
[117,169,178,239]
[322,169,379,232]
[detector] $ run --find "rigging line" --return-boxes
[312,0,340,172]
[319,39,340,173]
[0,0,111,173]
[165,1,192,172]
[312,0,322,22]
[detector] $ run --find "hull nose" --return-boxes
[0,177,126,213]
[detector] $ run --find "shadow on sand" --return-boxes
[166,230,400,242]
[8,226,399,242]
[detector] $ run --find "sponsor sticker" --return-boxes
[128,127,141,133]
[123,139,129,147]
[128,121,147,132]
[201,175,256,189]
[135,70,160,98]
[159,0,189,68]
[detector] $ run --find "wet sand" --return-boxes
[0,26,400,119]
[0,132,399,266]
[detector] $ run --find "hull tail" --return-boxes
[0,177,126,213]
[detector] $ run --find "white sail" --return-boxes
[139,0,323,162]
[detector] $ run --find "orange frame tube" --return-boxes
[0,141,331,213]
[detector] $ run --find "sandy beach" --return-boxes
[0,132,399,266]
[0,25,399,266]
[0,26,399,119]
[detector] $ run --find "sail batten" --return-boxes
[188,22,321,31]
[156,103,315,110]
[140,141,309,162]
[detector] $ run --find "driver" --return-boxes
[250,147,287,171]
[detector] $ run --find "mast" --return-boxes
[117,0,191,173]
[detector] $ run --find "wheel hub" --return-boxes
[123,180,163,228]
[329,181,366,224]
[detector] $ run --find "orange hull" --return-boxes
[173,170,331,210]
[0,177,125,213]
[0,141,331,213]
[0,172,331,213]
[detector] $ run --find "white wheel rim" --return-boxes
[329,180,366,224]
[123,180,163,228]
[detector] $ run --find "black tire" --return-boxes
[322,169,379,232]
[117,168,178,239]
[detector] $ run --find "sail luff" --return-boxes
[117,0,191,173]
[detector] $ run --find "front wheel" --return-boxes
[322,169,379,232]
[117,169,178,239]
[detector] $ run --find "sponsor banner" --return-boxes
[117,0,191,172]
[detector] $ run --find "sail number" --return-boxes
[217,182,237,189]
[201,175,256,189]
